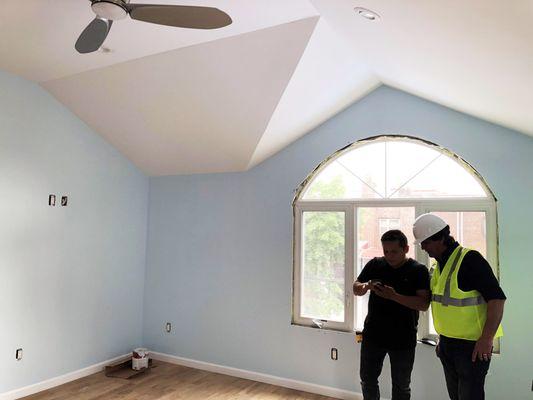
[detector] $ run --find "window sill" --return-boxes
[290,322,357,336]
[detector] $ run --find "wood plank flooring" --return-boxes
[21,361,336,400]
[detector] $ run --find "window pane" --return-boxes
[356,207,416,330]
[301,211,345,322]
[302,139,488,200]
[379,218,401,236]
[303,143,385,199]
[303,162,382,200]
[427,211,487,335]
[431,211,487,257]
[390,154,486,198]
[334,143,386,197]
[386,141,442,197]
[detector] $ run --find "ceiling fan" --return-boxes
[75,0,232,54]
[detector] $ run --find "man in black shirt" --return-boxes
[353,230,430,400]
[413,213,506,400]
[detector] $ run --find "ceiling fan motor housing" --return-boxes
[91,0,129,20]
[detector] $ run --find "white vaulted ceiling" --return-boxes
[43,18,319,175]
[1,0,532,175]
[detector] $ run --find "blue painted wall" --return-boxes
[0,71,149,393]
[144,86,533,399]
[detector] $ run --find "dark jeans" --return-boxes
[360,340,415,400]
[438,336,491,400]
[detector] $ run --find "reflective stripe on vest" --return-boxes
[431,294,486,307]
[431,247,486,307]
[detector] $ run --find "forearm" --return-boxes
[392,293,429,311]
[481,299,505,339]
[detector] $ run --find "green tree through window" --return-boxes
[302,177,346,321]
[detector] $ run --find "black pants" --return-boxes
[360,340,415,400]
[438,336,491,400]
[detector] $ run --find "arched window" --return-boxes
[292,136,498,336]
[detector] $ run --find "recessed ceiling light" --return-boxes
[354,7,381,21]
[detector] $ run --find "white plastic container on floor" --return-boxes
[132,348,149,370]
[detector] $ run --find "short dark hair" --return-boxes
[381,230,408,248]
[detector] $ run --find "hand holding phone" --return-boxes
[369,279,383,288]
[369,280,397,300]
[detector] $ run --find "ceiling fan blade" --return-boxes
[127,4,232,29]
[75,17,113,54]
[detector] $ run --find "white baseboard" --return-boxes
[150,351,363,400]
[1,353,130,400]
[1,352,364,400]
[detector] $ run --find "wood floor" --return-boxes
[21,361,336,400]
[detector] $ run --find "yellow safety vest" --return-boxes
[430,246,503,340]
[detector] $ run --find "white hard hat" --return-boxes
[413,214,448,244]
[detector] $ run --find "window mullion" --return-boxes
[345,205,355,331]
[293,205,303,325]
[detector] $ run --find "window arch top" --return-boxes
[301,137,490,201]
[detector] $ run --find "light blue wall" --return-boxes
[144,86,533,399]
[0,71,149,393]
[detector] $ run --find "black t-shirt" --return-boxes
[357,257,430,349]
[436,242,506,301]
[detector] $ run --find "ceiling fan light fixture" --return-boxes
[77,1,233,54]
[91,0,128,20]
[354,7,380,21]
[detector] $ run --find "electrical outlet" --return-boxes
[61,196,68,206]
[165,322,172,333]
[16,348,23,361]
[48,195,56,206]
[331,348,338,360]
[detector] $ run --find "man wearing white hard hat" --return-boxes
[413,213,505,400]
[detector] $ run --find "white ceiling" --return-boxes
[1,0,532,175]
[310,0,533,138]
[43,17,319,175]
[0,0,318,82]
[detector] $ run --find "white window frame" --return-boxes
[293,203,354,332]
[292,136,499,338]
